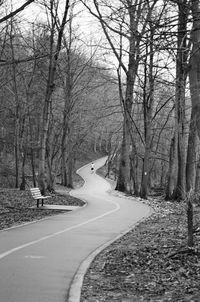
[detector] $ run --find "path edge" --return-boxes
[67,204,153,302]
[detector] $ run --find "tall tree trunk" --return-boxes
[190,0,200,142]
[38,77,54,194]
[140,25,154,199]
[38,0,70,194]
[174,0,189,200]
[61,49,72,187]
[116,120,131,192]
[10,24,20,188]
[116,4,138,193]
[61,102,69,187]
[88,0,157,193]
[186,107,198,191]
[188,19,200,255]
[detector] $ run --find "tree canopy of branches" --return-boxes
[1,0,200,220]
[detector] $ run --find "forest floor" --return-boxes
[0,186,84,230]
[81,192,200,302]
[2,170,200,301]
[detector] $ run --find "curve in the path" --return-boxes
[0,157,152,302]
[68,157,152,302]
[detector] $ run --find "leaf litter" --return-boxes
[0,188,84,230]
[81,195,200,302]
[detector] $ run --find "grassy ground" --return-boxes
[81,193,200,302]
[0,187,84,230]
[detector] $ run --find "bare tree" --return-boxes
[82,0,162,194]
[0,0,35,24]
[37,0,70,194]
[189,0,200,143]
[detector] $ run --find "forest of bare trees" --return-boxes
[1,0,200,216]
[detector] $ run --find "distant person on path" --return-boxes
[91,162,95,174]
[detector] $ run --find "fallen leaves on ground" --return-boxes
[0,188,84,230]
[81,197,200,302]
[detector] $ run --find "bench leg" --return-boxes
[42,199,44,206]
[37,199,39,208]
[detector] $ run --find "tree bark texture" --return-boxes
[20,148,27,190]
[190,0,200,141]
[30,148,37,187]
[186,106,198,191]
[140,116,152,199]
[46,155,55,192]
[10,29,21,189]
[165,135,178,200]
[116,120,131,192]
[174,0,189,200]
[187,198,194,248]
[195,160,200,191]
[130,151,140,196]
[14,115,20,188]
[66,155,74,188]
[140,25,154,199]
[140,141,151,199]
[61,44,73,187]
[116,3,138,193]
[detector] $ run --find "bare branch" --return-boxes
[0,0,35,24]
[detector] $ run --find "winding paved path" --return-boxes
[0,157,151,302]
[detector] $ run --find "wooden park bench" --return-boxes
[30,187,51,208]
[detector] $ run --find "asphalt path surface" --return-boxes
[0,157,151,302]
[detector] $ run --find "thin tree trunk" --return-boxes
[160,161,166,188]
[140,116,152,199]
[61,143,67,186]
[140,147,150,199]
[165,135,178,200]
[61,102,69,187]
[61,48,72,187]
[20,148,27,190]
[14,117,20,188]
[195,161,200,191]
[186,107,198,191]
[140,25,154,199]
[66,155,73,188]
[38,0,70,194]
[30,148,37,187]
[10,24,20,188]
[187,197,194,248]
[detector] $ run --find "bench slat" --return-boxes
[30,187,51,207]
